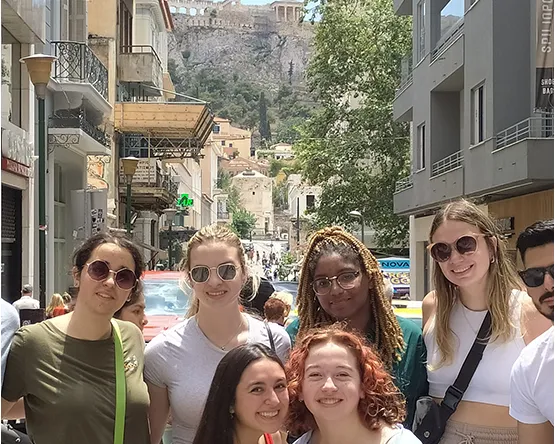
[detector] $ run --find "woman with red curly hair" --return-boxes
[286,325,420,444]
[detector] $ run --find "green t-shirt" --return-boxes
[2,318,150,444]
[286,316,428,428]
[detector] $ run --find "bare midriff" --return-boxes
[432,398,517,428]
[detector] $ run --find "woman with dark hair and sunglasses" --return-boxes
[192,343,288,444]
[145,224,290,444]
[1,232,150,443]
[422,200,551,444]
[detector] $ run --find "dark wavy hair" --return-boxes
[114,279,144,319]
[192,343,286,444]
[286,324,406,436]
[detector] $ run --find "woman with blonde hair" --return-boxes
[46,293,66,318]
[422,199,551,443]
[145,224,291,444]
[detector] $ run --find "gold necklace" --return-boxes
[218,315,246,351]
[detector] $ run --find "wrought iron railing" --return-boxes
[431,151,463,177]
[396,54,413,95]
[217,211,230,220]
[432,18,464,60]
[52,41,108,100]
[161,175,179,196]
[395,175,413,193]
[49,110,109,147]
[120,45,162,67]
[495,114,554,150]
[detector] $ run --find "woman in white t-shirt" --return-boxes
[285,325,420,444]
[145,224,291,444]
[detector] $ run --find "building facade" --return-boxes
[231,170,274,236]
[212,118,253,159]
[392,0,553,300]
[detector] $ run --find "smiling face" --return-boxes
[431,220,493,291]
[73,243,136,317]
[522,243,554,321]
[188,241,246,310]
[313,253,370,321]
[233,358,289,435]
[301,341,363,423]
[119,293,148,331]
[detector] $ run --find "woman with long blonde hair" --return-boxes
[422,199,551,443]
[45,293,66,318]
[145,224,291,444]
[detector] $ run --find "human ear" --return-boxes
[72,266,81,287]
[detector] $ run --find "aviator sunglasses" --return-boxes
[86,260,137,290]
[189,264,238,283]
[519,265,554,288]
[428,234,488,263]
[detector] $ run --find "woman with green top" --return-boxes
[1,233,150,444]
[286,226,428,427]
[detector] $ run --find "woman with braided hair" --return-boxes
[286,227,428,427]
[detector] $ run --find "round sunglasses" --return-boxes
[519,265,554,288]
[86,260,137,290]
[189,264,238,283]
[428,234,488,263]
[312,271,360,296]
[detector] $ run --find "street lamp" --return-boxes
[163,208,178,270]
[20,54,57,309]
[349,210,365,246]
[121,156,139,234]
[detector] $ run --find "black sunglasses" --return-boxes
[189,264,238,283]
[428,234,488,263]
[86,260,137,290]
[519,265,554,288]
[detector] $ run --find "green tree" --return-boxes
[259,92,271,141]
[229,209,257,239]
[294,0,412,247]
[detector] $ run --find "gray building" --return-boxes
[392,0,553,299]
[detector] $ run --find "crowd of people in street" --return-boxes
[0,199,552,444]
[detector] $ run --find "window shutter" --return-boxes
[61,0,69,40]
[69,0,87,42]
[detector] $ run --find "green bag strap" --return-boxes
[111,319,126,444]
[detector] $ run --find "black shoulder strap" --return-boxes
[440,311,492,416]
[264,320,276,353]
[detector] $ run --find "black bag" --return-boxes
[413,311,492,444]
[1,423,33,444]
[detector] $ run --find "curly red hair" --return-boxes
[285,324,406,436]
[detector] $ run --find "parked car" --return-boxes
[142,271,189,342]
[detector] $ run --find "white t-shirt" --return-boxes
[510,326,554,425]
[293,425,421,444]
[144,313,291,444]
[12,296,39,312]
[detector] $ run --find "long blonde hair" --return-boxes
[180,224,256,317]
[429,199,522,367]
[46,293,64,317]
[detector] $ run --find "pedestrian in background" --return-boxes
[288,226,427,427]
[114,279,148,332]
[45,293,66,318]
[422,200,551,444]
[264,298,288,326]
[12,285,38,312]
[286,325,420,444]
[145,224,291,444]
[1,232,150,444]
[192,344,289,444]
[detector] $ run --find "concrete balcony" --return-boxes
[119,46,163,96]
[50,41,111,116]
[217,210,230,221]
[48,109,111,156]
[2,0,45,43]
[466,115,554,198]
[393,0,412,16]
[430,21,464,92]
[393,54,413,122]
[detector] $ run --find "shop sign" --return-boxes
[1,157,32,178]
[383,271,410,286]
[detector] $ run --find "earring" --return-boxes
[229,406,235,418]
[490,256,496,264]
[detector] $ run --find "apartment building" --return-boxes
[392,0,553,300]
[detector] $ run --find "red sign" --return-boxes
[1,157,32,178]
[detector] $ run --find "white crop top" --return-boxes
[424,290,526,407]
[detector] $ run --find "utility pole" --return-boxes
[296,196,300,245]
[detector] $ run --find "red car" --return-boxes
[142,271,190,342]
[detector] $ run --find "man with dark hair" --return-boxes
[510,220,554,444]
[264,298,287,326]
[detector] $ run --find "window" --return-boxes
[228,143,233,148]
[306,194,315,209]
[213,124,220,134]
[471,84,485,144]
[416,123,425,170]
[221,140,226,146]
[417,0,426,62]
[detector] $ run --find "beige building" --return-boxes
[220,156,270,177]
[212,118,253,159]
[232,170,274,237]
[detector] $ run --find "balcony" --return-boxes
[217,210,230,220]
[2,0,45,43]
[119,46,163,96]
[466,115,554,197]
[432,18,464,62]
[430,19,464,92]
[431,150,463,178]
[51,41,111,115]
[395,175,413,193]
[393,0,412,15]
[393,54,413,121]
[115,102,214,159]
[48,109,110,156]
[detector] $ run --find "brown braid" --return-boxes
[297,226,404,368]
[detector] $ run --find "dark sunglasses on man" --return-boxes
[519,264,554,288]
